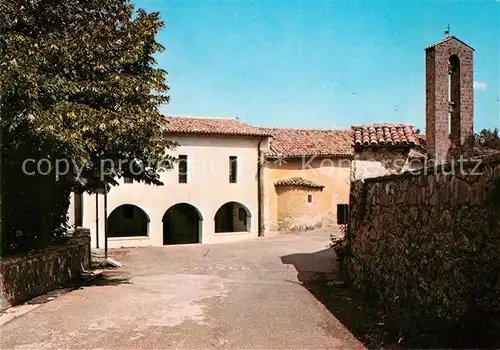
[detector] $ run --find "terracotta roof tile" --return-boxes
[162,117,429,158]
[352,123,421,150]
[162,116,272,137]
[262,127,354,157]
[274,177,325,189]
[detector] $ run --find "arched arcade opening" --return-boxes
[214,202,251,233]
[162,203,202,245]
[108,204,149,238]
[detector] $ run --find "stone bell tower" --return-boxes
[425,35,474,162]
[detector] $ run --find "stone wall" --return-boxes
[345,154,500,330]
[0,228,91,311]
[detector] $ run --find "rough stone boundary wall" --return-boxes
[0,228,91,311]
[346,154,500,327]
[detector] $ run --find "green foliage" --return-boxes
[0,0,175,254]
[2,122,72,254]
[331,224,355,284]
[475,128,500,150]
[330,225,348,261]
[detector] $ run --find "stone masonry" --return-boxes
[0,228,91,311]
[345,154,500,329]
[425,36,474,163]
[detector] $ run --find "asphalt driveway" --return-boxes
[0,231,364,349]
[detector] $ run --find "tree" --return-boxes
[0,0,175,254]
[475,128,500,150]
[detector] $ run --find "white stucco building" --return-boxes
[70,116,271,248]
[69,117,429,249]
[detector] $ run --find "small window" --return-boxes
[124,177,133,184]
[229,156,237,183]
[122,205,134,220]
[178,155,187,183]
[307,194,313,203]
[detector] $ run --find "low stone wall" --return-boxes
[0,228,91,311]
[345,154,500,333]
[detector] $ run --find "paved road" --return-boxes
[0,232,364,349]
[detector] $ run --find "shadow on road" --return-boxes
[280,248,337,283]
[281,248,396,349]
[24,288,72,306]
[281,248,500,349]
[76,267,132,289]
[79,274,131,288]
[22,272,131,307]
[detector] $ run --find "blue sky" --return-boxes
[136,0,499,132]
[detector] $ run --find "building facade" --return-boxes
[69,119,428,248]
[261,127,353,233]
[71,117,271,248]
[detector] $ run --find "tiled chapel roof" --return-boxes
[262,127,354,157]
[274,177,325,189]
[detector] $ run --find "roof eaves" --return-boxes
[265,152,354,159]
[164,130,272,137]
[274,177,325,189]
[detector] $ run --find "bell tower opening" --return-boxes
[448,54,461,147]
